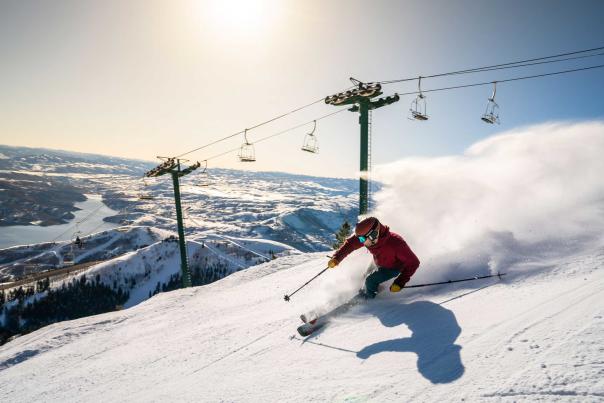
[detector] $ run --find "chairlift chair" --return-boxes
[301,120,319,154]
[481,81,500,124]
[72,231,84,249]
[63,253,75,267]
[197,160,210,186]
[138,178,155,200]
[238,129,256,162]
[64,242,76,266]
[409,76,429,121]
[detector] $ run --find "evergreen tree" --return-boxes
[332,220,352,250]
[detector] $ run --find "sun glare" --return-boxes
[203,0,279,36]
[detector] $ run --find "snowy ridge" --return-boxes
[0,226,171,281]
[37,232,299,309]
[0,227,300,334]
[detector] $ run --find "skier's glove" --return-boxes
[327,258,339,269]
[390,283,402,292]
[390,275,407,293]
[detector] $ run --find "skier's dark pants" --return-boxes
[364,267,399,298]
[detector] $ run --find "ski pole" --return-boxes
[403,272,506,288]
[284,267,328,302]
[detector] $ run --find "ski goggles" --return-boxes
[358,223,379,243]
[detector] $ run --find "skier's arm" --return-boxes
[395,239,420,283]
[333,235,364,264]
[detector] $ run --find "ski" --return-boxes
[297,321,325,337]
[296,293,367,337]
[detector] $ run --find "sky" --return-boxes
[0,0,603,178]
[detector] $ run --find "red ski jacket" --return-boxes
[333,224,420,283]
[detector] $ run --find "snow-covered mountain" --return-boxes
[0,145,359,252]
[71,232,300,308]
[0,144,154,176]
[0,226,170,281]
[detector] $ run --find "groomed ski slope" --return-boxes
[0,249,603,402]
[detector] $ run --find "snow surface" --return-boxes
[0,246,602,402]
[1,122,603,401]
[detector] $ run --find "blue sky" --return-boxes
[0,0,603,177]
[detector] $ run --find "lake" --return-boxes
[0,194,119,249]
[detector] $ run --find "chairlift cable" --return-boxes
[395,64,604,96]
[48,204,105,243]
[202,108,348,162]
[169,46,604,161]
[379,45,604,85]
[435,51,604,78]
[198,64,602,163]
[174,86,355,159]
[45,178,143,244]
[81,201,139,239]
[184,215,272,261]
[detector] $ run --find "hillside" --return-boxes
[0,226,171,281]
[0,145,358,252]
[0,245,602,402]
[0,227,300,344]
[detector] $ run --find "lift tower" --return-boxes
[145,157,200,288]
[326,78,399,215]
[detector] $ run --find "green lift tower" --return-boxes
[326,78,399,215]
[144,157,200,288]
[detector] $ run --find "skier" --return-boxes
[328,217,420,299]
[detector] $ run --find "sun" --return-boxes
[202,0,279,36]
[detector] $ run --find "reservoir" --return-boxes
[0,194,119,249]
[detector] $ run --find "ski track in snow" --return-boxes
[0,248,602,402]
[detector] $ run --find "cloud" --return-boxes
[371,121,604,282]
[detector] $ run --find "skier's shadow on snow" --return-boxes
[356,300,464,384]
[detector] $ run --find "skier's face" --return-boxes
[364,236,377,246]
[362,227,379,246]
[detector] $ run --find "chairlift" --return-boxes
[63,234,79,266]
[409,76,429,121]
[138,178,155,200]
[197,160,210,186]
[63,252,75,267]
[72,231,84,249]
[238,129,256,162]
[23,263,38,276]
[301,120,319,154]
[481,81,500,124]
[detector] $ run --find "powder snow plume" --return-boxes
[371,121,604,283]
